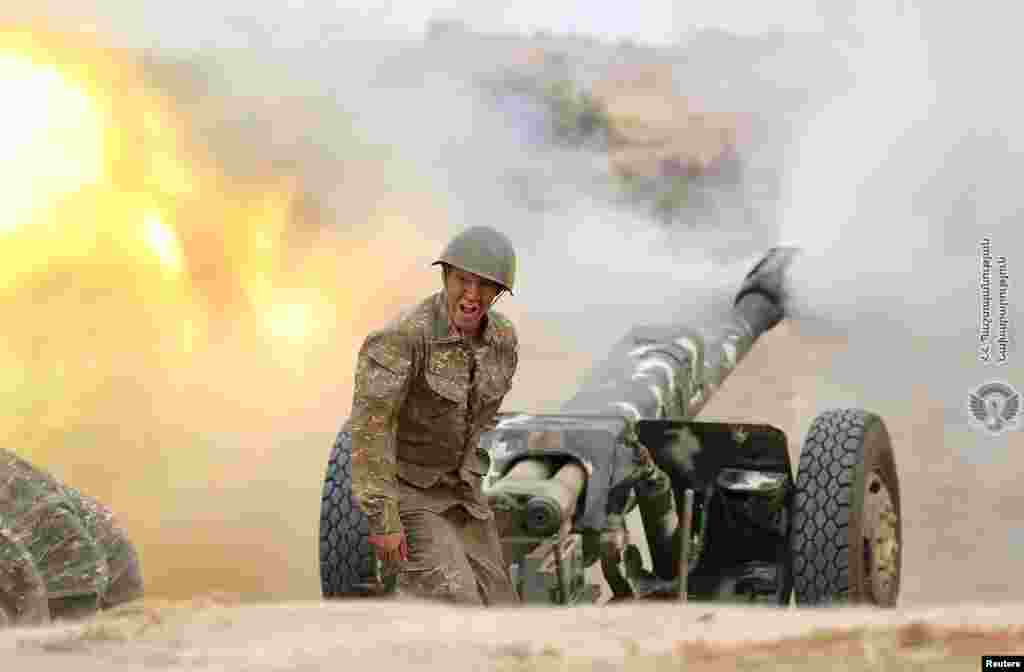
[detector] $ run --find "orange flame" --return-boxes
[0,25,452,599]
[0,26,378,398]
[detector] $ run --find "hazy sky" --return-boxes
[391,0,829,41]
[12,1,831,48]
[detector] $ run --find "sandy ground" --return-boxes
[4,598,1024,670]
[6,317,1024,670]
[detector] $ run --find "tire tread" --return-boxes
[319,430,375,598]
[791,408,869,605]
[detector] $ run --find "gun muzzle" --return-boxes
[560,246,802,422]
[486,457,588,538]
[524,461,587,536]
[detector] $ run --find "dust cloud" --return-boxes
[767,2,1024,603]
[1,0,1021,607]
[776,3,1022,466]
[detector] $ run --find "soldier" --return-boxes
[345,226,520,605]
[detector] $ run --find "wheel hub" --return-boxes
[862,470,899,604]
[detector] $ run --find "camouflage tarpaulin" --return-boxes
[0,450,109,605]
[0,524,49,626]
[0,448,143,623]
[60,484,141,608]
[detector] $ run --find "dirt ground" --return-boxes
[5,316,1023,670]
[4,598,1023,670]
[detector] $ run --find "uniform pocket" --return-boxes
[422,371,467,418]
[359,336,412,401]
[477,347,514,405]
[480,370,510,405]
[364,339,412,377]
[396,461,443,489]
[425,372,467,402]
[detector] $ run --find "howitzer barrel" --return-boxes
[482,247,801,583]
[525,461,587,535]
[560,247,799,421]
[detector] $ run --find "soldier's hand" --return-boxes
[368,532,408,565]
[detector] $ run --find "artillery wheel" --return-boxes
[319,429,385,598]
[790,409,901,606]
[0,526,50,626]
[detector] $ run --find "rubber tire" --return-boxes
[790,408,902,606]
[319,429,380,598]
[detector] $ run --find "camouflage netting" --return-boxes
[0,449,143,626]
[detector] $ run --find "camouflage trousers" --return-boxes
[394,505,519,606]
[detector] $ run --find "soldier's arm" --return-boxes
[348,329,415,535]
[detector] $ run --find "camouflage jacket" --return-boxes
[345,291,518,535]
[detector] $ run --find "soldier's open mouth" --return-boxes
[459,303,480,319]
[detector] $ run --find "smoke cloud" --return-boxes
[779,2,1022,433]
[768,1,1023,603]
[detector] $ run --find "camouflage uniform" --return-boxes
[0,449,143,624]
[346,291,519,605]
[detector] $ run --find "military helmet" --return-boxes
[432,226,517,293]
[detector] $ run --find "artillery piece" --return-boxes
[320,247,902,607]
